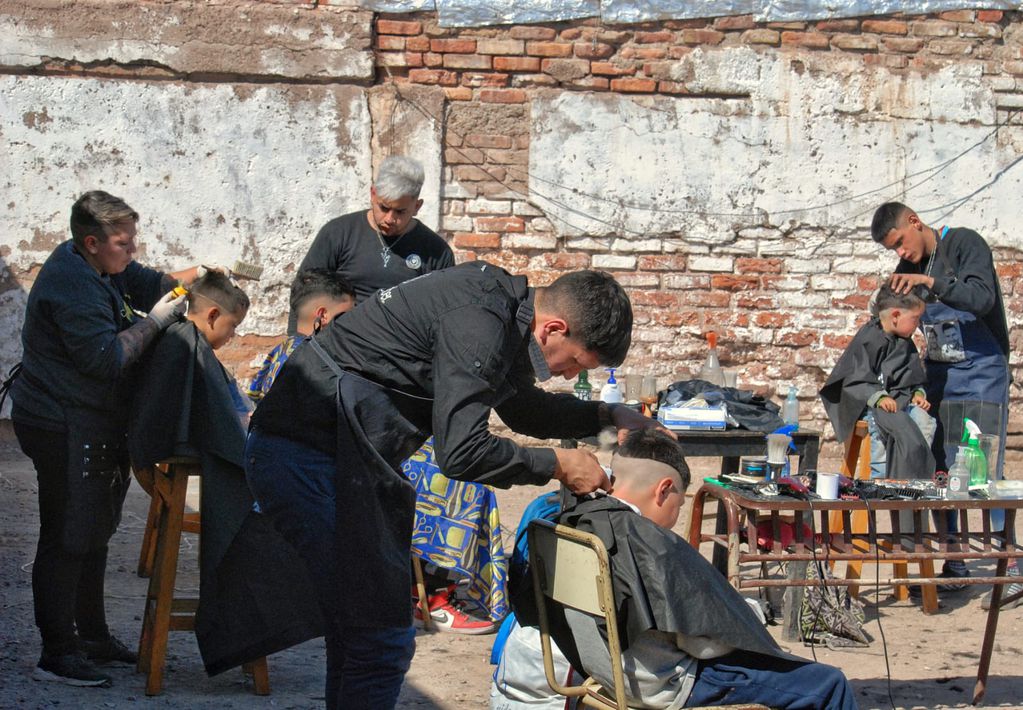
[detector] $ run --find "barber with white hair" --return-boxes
[289,156,454,331]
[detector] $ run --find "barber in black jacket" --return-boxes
[246,262,661,710]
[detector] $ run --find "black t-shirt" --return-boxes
[252,262,602,488]
[295,209,454,309]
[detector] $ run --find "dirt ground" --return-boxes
[2,437,1023,710]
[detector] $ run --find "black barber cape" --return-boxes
[511,496,794,676]
[129,321,322,675]
[251,262,606,628]
[820,318,934,478]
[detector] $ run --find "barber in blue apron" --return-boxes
[872,201,1012,591]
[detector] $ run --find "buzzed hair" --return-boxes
[70,190,139,248]
[187,271,250,316]
[870,281,926,318]
[870,202,912,243]
[540,270,633,366]
[290,269,355,313]
[617,428,690,491]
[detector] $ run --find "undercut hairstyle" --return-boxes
[187,271,250,317]
[70,190,139,248]
[870,201,911,243]
[870,281,926,318]
[374,156,425,201]
[618,428,691,491]
[290,269,356,313]
[542,270,633,366]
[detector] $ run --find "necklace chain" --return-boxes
[370,211,411,268]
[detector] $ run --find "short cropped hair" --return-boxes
[374,156,425,201]
[70,191,139,248]
[290,269,356,313]
[870,202,911,243]
[188,272,250,316]
[870,281,926,318]
[542,270,633,366]
[618,428,691,491]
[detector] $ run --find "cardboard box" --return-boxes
[657,402,727,431]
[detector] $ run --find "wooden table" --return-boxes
[686,481,1023,704]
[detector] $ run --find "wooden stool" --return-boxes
[134,458,271,695]
[828,421,939,613]
[411,555,433,631]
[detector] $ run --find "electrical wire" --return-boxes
[860,495,896,710]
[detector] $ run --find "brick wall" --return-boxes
[369,10,1023,458]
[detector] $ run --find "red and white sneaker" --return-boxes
[413,586,497,635]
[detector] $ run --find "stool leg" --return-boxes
[137,492,162,578]
[243,658,271,695]
[140,466,189,696]
[412,556,432,631]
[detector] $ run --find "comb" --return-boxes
[231,260,264,281]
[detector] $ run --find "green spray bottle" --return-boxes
[962,418,989,487]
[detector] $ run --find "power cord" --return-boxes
[860,495,896,710]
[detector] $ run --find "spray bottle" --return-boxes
[698,331,724,386]
[947,446,972,500]
[963,418,989,488]
[600,368,623,404]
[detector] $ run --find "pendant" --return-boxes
[381,247,392,268]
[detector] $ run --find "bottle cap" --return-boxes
[707,331,717,349]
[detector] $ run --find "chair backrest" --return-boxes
[528,519,627,709]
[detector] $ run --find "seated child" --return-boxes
[507,429,856,710]
[820,282,936,479]
[248,268,355,402]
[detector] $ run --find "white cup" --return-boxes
[816,472,840,500]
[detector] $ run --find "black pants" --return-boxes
[14,420,111,656]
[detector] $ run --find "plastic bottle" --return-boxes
[698,331,724,386]
[782,385,799,429]
[947,446,972,500]
[574,370,593,401]
[962,418,989,487]
[600,368,623,403]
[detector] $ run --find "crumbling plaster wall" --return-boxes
[2,2,1022,460]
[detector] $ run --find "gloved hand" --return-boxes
[148,291,187,329]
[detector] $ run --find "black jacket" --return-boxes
[129,321,322,675]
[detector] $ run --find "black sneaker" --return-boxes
[938,560,971,592]
[79,634,138,665]
[32,650,112,687]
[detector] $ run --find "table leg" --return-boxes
[782,560,809,642]
[973,556,1008,705]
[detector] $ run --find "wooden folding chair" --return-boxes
[528,519,768,710]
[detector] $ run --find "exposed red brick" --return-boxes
[735,257,783,274]
[479,88,528,103]
[377,19,422,36]
[476,216,525,232]
[823,334,853,349]
[816,19,860,32]
[832,294,870,310]
[610,77,657,93]
[376,35,406,51]
[713,15,755,31]
[486,251,530,272]
[831,34,878,51]
[406,36,431,52]
[574,42,616,60]
[540,253,591,270]
[754,312,792,328]
[571,76,610,91]
[678,291,731,308]
[883,37,925,53]
[423,52,443,67]
[768,21,806,30]
[526,41,574,58]
[665,19,710,30]
[681,29,725,45]
[656,311,701,327]
[711,274,759,291]
[591,61,636,76]
[861,19,908,35]
[631,291,681,308]
[741,29,780,45]
[453,232,501,249]
[776,330,818,347]
[909,20,957,37]
[443,87,474,101]
[705,311,749,328]
[404,52,424,68]
[510,26,558,41]
[865,53,908,69]
[430,38,477,54]
[977,10,1003,22]
[444,147,484,164]
[927,39,974,56]
[634,30,674,43]
[559,27,591,41]
[638,254,687,271]
[781,31,830,49]
[658,80,689,94]
[996,262,1023,278]
[476,39,525,55]
[466,133,513,149]
[736,295,776,309]
[669,46,694,59]
[453,165,506,182]
[494,56,541,72]
[443,54,492,70]
[634,46,668,60]
[460,72,509,88]
[939,10,976,22]
[857,276,880,291]
[408,68,457,86]
[484,149,528,165]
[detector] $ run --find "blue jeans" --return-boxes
[686,651,856,710]
[245,430,416,709]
